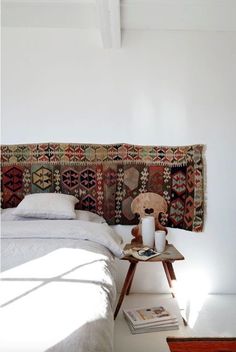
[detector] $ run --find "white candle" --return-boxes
[141,216,155,248]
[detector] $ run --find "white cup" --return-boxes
[155,230,166,253]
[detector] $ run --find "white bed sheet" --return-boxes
[0,219,123,352]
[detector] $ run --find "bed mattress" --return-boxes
[0,218,123,352]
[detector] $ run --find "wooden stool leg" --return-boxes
[162,261,176,298]
[162,261,188,326]
[126,263,137,295]
[114,262,137,319]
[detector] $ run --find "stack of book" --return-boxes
[123,306,179,334]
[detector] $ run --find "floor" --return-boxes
[114,293,236,352]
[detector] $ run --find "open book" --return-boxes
[123,247,160,261]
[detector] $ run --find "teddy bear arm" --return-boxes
[131,225,143,244]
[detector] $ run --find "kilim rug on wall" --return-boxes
[1,143,205,232]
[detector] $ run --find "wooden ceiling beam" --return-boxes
[96,0,121,49]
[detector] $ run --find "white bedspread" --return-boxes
[0,220,123,352]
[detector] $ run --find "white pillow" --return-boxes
[1,208,106,223]
[14,193,78,219]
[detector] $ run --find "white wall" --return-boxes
[2,28,236,294]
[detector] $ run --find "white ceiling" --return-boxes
[2,0,236,48]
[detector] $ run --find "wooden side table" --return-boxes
[114,243,186,324]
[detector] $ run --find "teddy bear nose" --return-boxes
[145,208,154,214]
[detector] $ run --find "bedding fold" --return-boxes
[1,220,123,258]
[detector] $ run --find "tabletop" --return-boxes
[122,243,185,262]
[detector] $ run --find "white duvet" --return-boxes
[0,219,123,352]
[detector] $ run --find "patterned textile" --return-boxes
[1,143,205,231]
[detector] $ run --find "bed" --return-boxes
[0,206,123,352]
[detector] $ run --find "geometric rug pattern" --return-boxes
[1,143,205,231]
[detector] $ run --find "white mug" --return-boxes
[154,230,166,253]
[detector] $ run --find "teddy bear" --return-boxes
[130,192,168,244]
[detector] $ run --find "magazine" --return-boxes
[123,247,160,261]
[123,306,176,326]
[126,317,178,329]
[124,316,179,334]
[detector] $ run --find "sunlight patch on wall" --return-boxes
[174,270,211,328]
